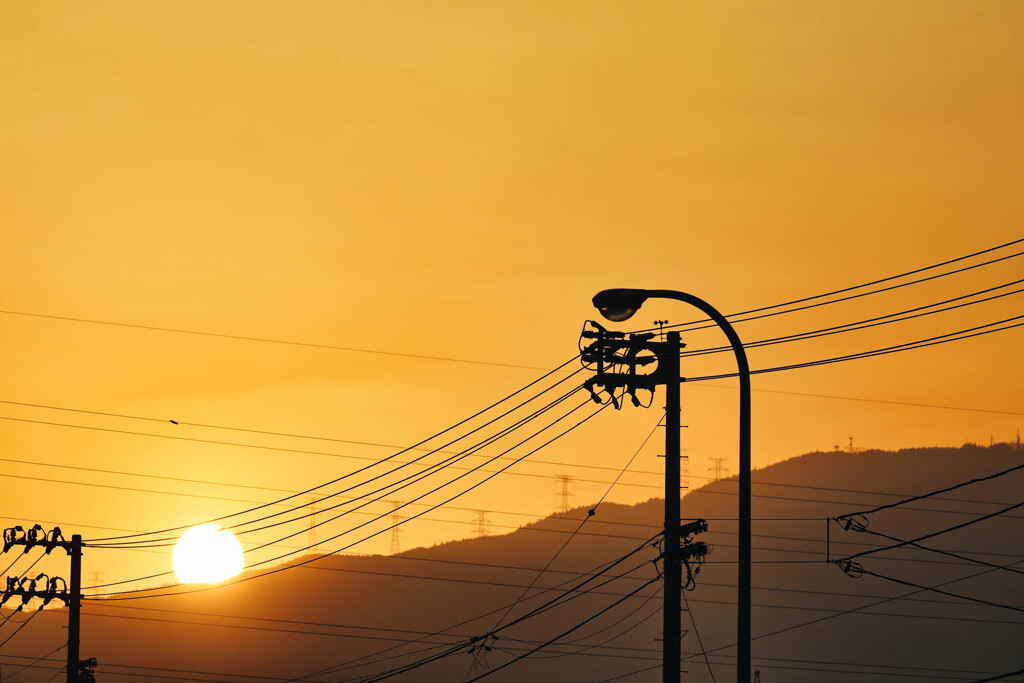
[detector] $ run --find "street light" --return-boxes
[592,288,751,683]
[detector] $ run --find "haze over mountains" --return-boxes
[3,443,1022,682]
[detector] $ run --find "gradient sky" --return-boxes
[1,1,1022,588]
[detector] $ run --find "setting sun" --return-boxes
[172,525,244,584]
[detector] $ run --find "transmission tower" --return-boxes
[307,496,320,553]
[707,457,729,481]
[389,501,403,555]
[557,475,575,513]
[472,510,490,538]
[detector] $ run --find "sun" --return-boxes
[172,525,244,584]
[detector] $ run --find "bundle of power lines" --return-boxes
[0,237,1022,682]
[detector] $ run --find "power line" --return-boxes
[290,537,660,682]
[0,308,552,371]
[679,559,1024,666]
[634,238,1024,334]
[682,589,717,683]
[2,643,66,682]
[703,384,1024,417]
[686,314,1024,382]
[354,556,660,682]
[0,608,42,649]
[973,668,1024,683]
[70,390,596,594]
[82,360,585,543]
[4,450,1017,541]
[85,393,599,592]
[847,526,1024,576]
[852,567,1024,614]
[482,420,662,650]
[534,584,663,656]
[93,402,611,601]
[836,459,1024,520]
[464,575,663,683]
[0,415,662,477]
[680,279,1024,359]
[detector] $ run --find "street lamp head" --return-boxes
[592,289,649,322]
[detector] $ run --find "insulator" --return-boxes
[680,519,709,537]
[835,514,869,532]
[836,559,864,578]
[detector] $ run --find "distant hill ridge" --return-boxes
[4,443,1022,682]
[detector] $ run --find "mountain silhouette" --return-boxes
[2,443,1022,681]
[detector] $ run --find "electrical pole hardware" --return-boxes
[581,321,710,682]
[2,525,91,683]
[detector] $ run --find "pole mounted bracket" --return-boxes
[579,321,683,410]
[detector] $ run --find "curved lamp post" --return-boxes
[592,288,751,683]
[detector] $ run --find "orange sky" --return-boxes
[1,1,1022,589]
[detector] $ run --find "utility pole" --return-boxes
[1,526,87,683]
[581,322,709,682]
[663,331,683,680]
[68,535,82,683]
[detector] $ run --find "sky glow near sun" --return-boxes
[173,525,245,584]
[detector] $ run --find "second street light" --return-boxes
[591,288,751,683]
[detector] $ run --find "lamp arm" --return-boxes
[644,289,751,683]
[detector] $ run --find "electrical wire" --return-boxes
[529,584,663,655]
[3,643,66,682]
[0,553,47,628]
[82,358,583,543]
[76,388,593,593]
[230,388,587,545]
[837,499,1024,563]
[290,535,661,682]
[679,279,1024,359]
[836,460,1024,520]
[0,606,41,649]
[343,556,661,682]
[686,314,1024,382]
[682,588,717,683]
[847,526,1024,576]
[84,392,595,592]
[0,308,553,371]
[385,557,659,681]
[474,417,662,667]
[463,574,663,682]
[706,384,1024,416]
[851,567,1024,614]
[973,668,1024,683]
[681,559,1024,663]
[4,245,1015,561]
[91,401,611,600]
[632,237,1024,334]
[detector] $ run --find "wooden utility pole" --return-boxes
[68,534,82,683]
[662,331,683,682]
